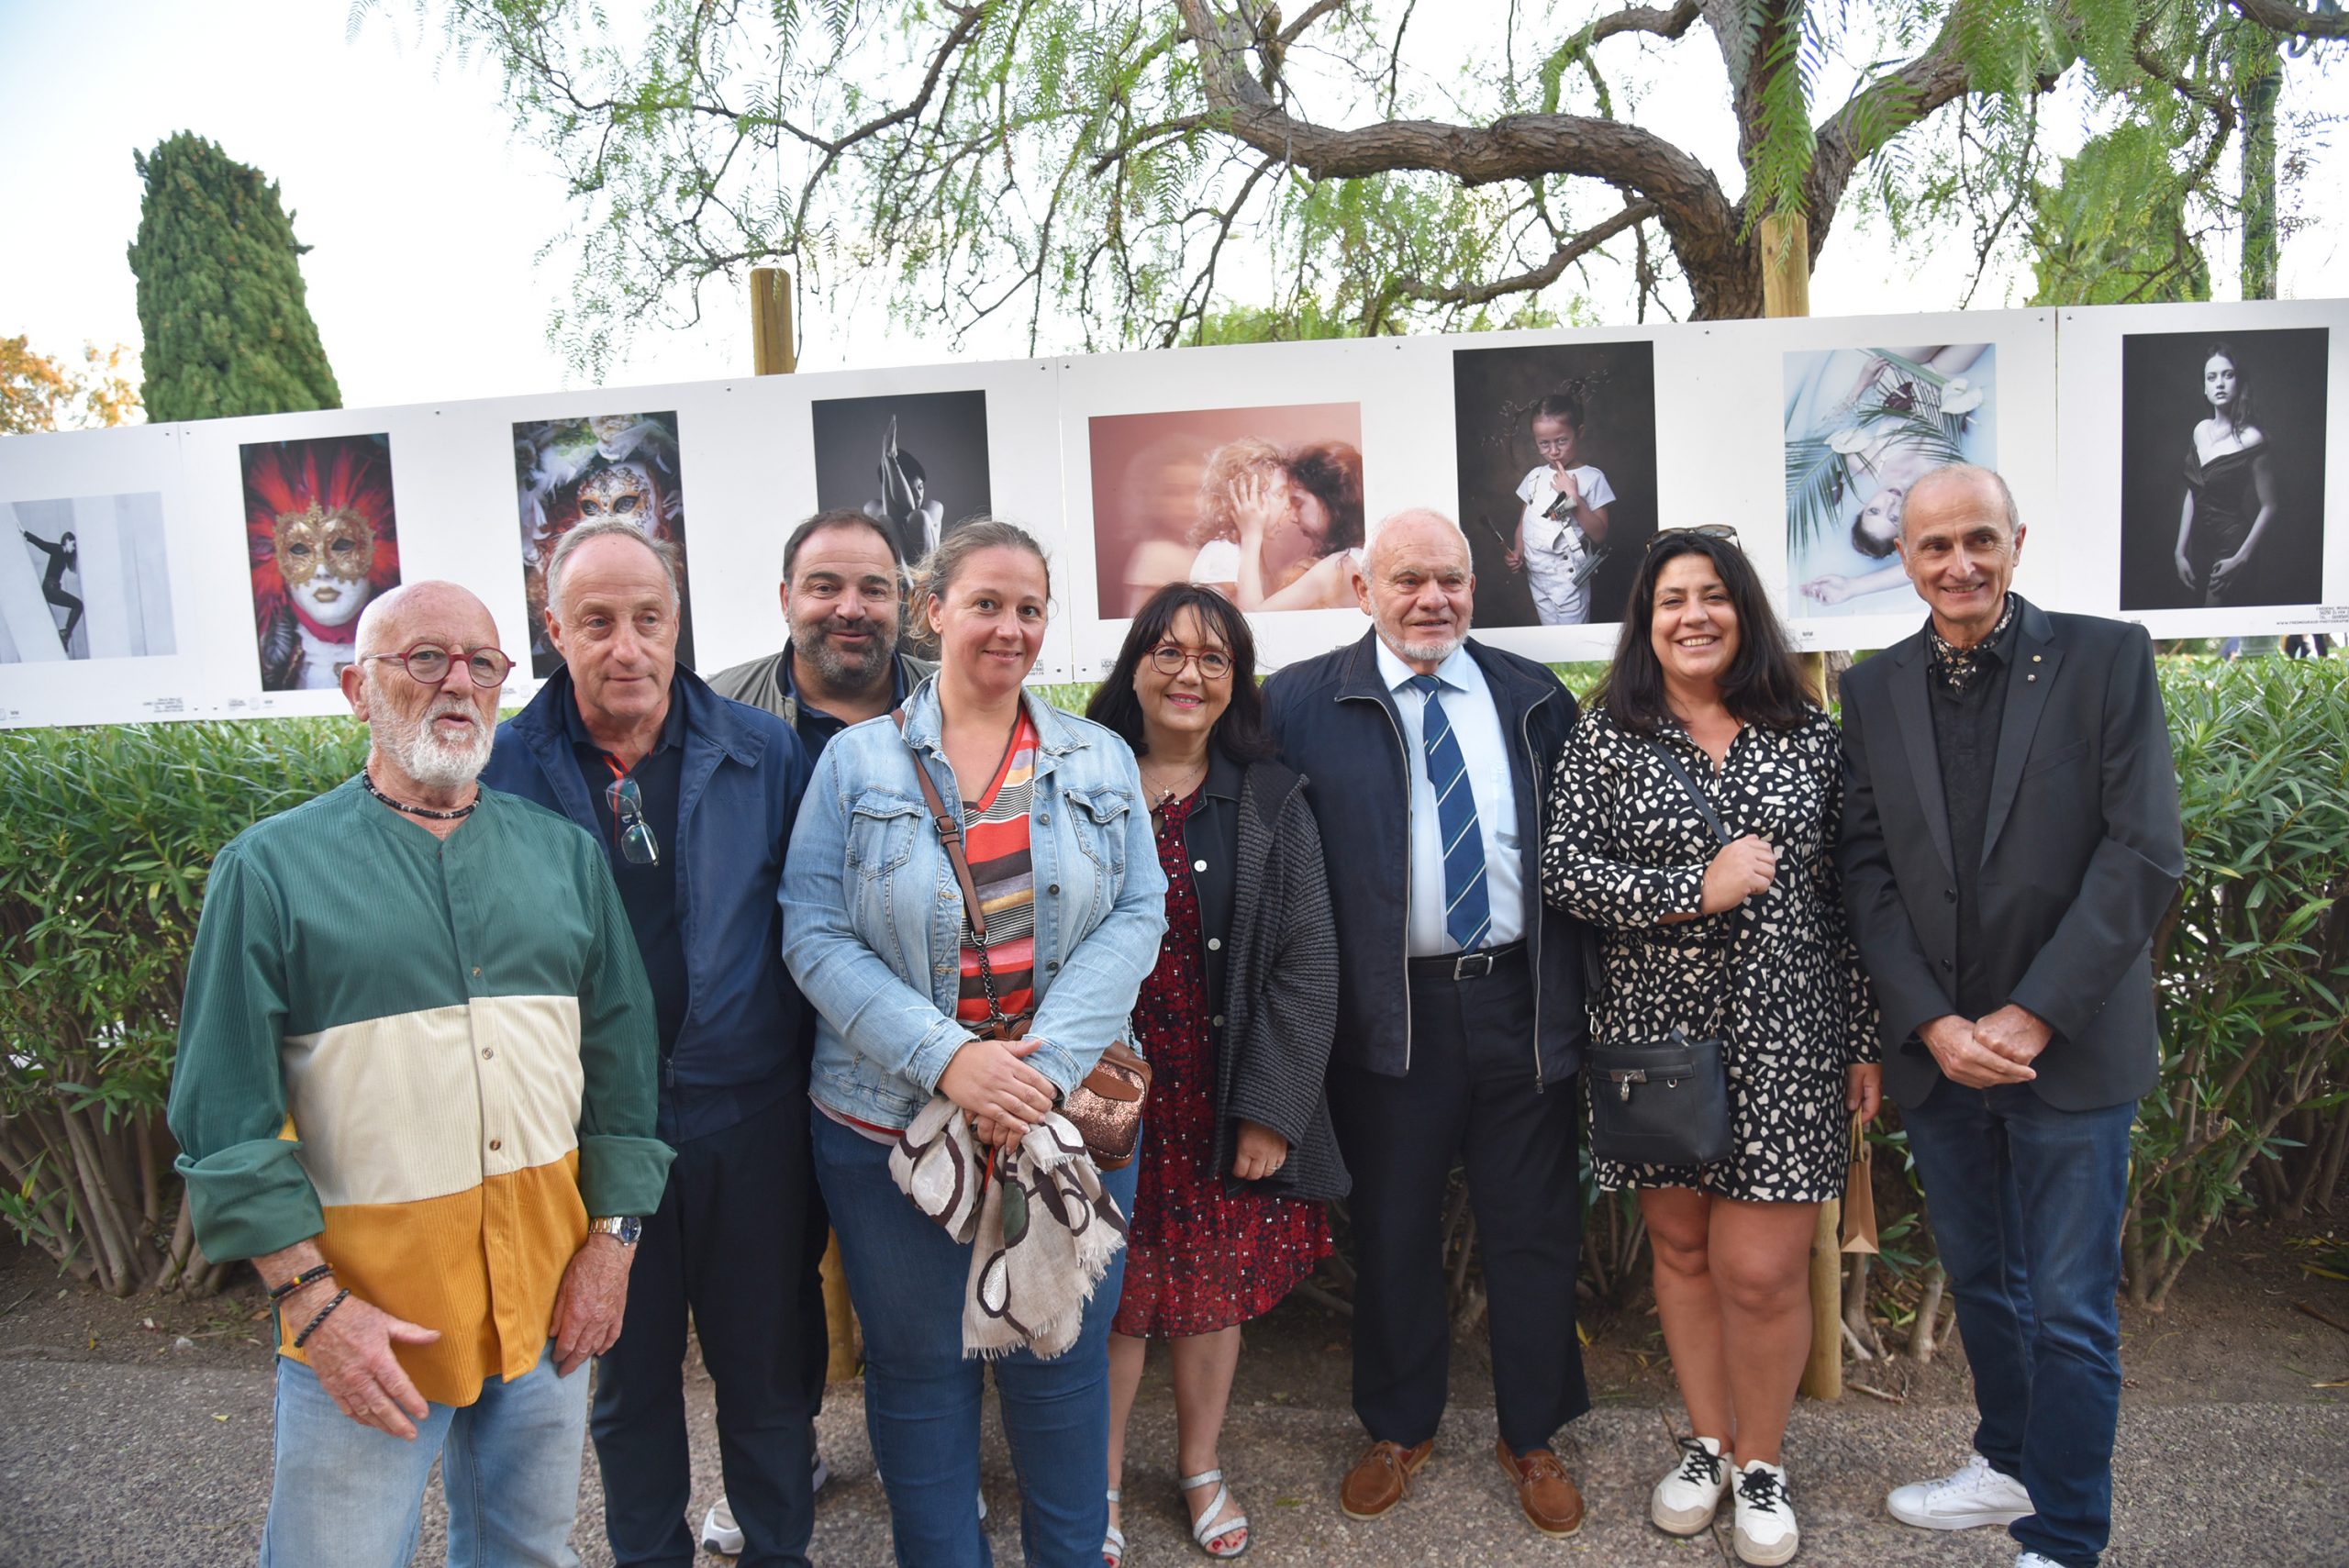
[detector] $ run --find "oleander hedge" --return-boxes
[1,658,2341,1307]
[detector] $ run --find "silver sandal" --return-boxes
[1103,1486,1125,1567]
[1179,1468,1250,1559]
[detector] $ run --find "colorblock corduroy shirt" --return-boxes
[167,778,674,1407]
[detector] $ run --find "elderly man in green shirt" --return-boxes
[167,579,673,1567]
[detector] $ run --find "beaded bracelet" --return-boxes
[293,1288,351,1349]
[268,1262,336,1302]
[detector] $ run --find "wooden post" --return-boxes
[750,266,796,376]
[1762,210,1844,1403]
[750,265,855,1378]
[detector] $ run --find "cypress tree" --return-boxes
[128,133,341,422]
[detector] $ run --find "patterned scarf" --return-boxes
[890,1095,1127,1359]
[1926,594,2018,695]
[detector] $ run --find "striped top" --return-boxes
[956,710,1040,1030]
[166,779,673,1407]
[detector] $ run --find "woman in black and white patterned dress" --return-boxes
[1541,528,1878,1568]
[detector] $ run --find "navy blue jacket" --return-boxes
[1264,629,1590,1084]
[483,665,813,1143]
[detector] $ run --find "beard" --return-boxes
[791,616,896,693]
[369,673,495,791]
[1390,625,1466,666]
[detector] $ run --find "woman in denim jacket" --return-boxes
[783,519,1166,1567]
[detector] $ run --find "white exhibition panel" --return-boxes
[0,298,2341,730]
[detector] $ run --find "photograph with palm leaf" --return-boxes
[1784,345,1997,618]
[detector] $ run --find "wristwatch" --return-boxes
[588,1216,642,1246]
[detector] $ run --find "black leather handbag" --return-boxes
[1585,739,1738,1169]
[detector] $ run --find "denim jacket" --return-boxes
[782,677,1169,1130]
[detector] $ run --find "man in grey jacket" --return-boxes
[700,506,931,1555]
[707,507,935,751]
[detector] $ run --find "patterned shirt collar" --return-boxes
[1925,594,2019,695]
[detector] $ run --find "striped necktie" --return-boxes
[1408,673,1491,952]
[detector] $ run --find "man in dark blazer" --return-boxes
[1265,508,1592,1540]
[1838,464,2183,1568]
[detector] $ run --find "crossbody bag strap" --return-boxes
[1646,733,1742,1040]
[894,711,1018,1032]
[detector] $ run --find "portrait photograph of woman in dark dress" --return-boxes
[2118,327,2330,612]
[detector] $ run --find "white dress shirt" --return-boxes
[1374,638,1525,955]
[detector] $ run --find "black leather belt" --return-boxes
[1405,940,1527,981]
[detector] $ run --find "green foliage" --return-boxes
[2027,125,2213,306]
[0,717,364,1293]
[401,0,2323,366]
[128,132,341,423]
[2123,655,2349,1307]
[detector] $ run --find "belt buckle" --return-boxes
[1453,950,1495,981]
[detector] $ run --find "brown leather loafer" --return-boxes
[1339,1438,1434,1519]
[1496,1440,1586,1537]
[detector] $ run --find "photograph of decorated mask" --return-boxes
[241,434,400,692]
[512,410,693,678]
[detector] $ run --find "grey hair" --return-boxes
[1904,463,2020,537]
[545,519,682,620]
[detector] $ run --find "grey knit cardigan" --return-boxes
[1207,760,1350,1203]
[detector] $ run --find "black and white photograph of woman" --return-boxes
[1,492,176,664]
[2120,328,2330,612]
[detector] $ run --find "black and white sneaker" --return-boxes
[1651,1435,1732,1535]
[1731,1460,1798,1566]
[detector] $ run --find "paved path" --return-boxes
[2,1351,2341,1566]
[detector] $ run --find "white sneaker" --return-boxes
[1731,1460,1798,1566]
[1886,1452,2035,1530]
[703,1451,827,1556]
[1651,1435,1732,1535]
[2015,1554,2064,1567]
[699,1499,743,1556]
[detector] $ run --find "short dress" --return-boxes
[1112,788,1332,1337]
[1541,706,1876,1202]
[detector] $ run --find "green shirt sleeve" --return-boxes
[164,846,326,1263]
[571,840,674,1217]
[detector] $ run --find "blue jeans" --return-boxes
[812,1105,1138,1568]
[1902,1084,2136,1568]
[261,1341,589,1567]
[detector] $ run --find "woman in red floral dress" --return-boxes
[1087,584,1347,1562]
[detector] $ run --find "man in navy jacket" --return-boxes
[1264,509,1593,1540]
[483,518,818,1568]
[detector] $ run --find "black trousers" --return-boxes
[592,1091,823,1567]
[1327,952,1589,1453]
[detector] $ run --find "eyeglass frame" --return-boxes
[604,775,662,867]
[1146,644,1234,680]
[360,641,517,689]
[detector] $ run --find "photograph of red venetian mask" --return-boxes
[513,411,695,678]
[241,434,400,693]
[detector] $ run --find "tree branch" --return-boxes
[1384,198,1659,306]
[1804,0,2044,263]
[2227,0,2349,38]
[1172,0,1749,314]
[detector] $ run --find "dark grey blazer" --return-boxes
[1837,597,2185,1111]
[1184,750,1349,1203]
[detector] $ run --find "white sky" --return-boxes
[3,1,2341,411]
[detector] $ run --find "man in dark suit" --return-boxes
[1838,464,2183,1568]
[1264,508,1592,1540]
